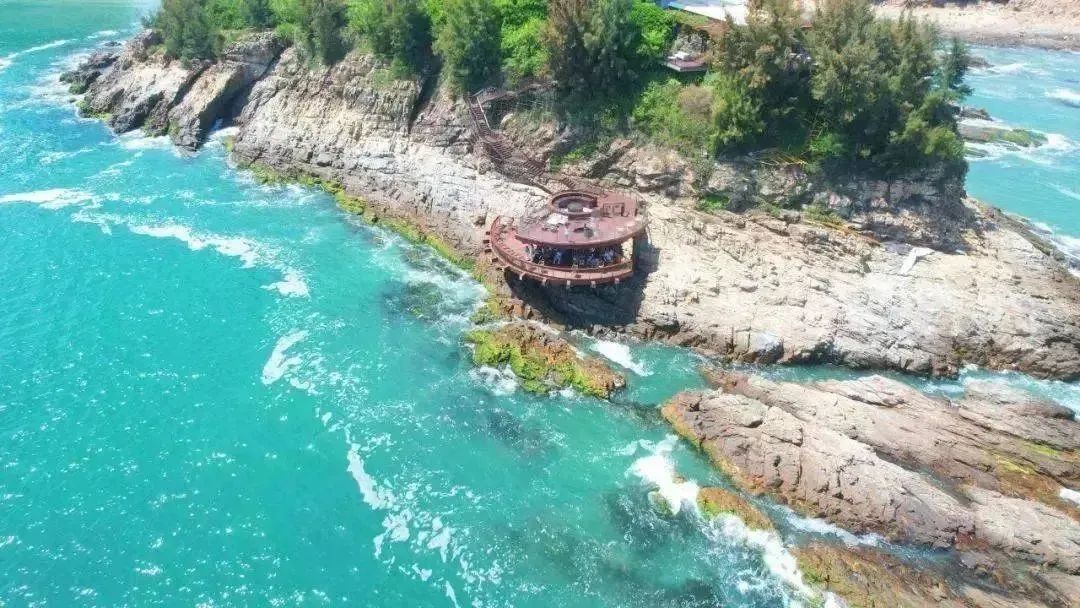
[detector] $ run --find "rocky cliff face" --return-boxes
[64,32,1080,380]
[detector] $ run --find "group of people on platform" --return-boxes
[526,244,621,269]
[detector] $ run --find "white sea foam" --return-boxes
[780,506,881,547]
[263,270,310,298]
[115,132,176,152]
[87,30,120,39]
[134,564,163,576]
[39,148,91,165]
[0,39,73,72]
[1052,184,1080,202]
[0,188,96,209]
[1061,487,1080,506]
[1048,88,1080,108]
[468,365,518,396]
[16,39,73,56]
[590,339,651,376]
[261,331,307,385]
[706,516,814,599]
[629,436,699,514]
[444,582,461,608]
[629,436,818,601]
[983,62,1027,75]
[209,126,239,141]
[346,445,395,509]
[966,130,1076,165]
[127,223,262,267]
[78,213,312,293]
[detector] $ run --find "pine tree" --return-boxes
[158,0,218,62]
[297,0,348,64]
[433,0,501,92]
[348,0,432,73]
[938,37,973,101]
[543,0,591,92]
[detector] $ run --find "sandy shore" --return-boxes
[875,1,1080,50]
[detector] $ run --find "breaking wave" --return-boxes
[0,38,73,72]
[0,188,97,209]
[627,436,817,604]
[590,339,651,376]
[1048,88,1080,108]
[468,365,519,396]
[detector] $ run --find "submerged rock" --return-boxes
[464,322,624,398]
[959,120,1049,148]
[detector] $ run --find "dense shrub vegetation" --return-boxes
[148,0,971,175]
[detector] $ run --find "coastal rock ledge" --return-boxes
[64,32,1080,380]
[663,372,1080,606]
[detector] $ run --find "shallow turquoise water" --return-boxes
[965,45,1080,269]
[0,4,1077,607]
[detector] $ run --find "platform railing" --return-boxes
[487,217,635,285]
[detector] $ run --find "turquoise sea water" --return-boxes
[965,45,1080,269]
[0,3,1078,606]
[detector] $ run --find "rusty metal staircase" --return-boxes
[466,89,560,192]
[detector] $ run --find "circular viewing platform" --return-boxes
[485,190,648,287]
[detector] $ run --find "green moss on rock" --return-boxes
[696,487,774,531]
[792,543,961,608]
[465,323,624,398]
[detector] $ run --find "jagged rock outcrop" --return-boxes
[65,33,1080,381]
[167,32,283,149]
[59,43,120,94]
[662,373,1080,572]
[76,30,204,134]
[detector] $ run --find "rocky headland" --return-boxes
[64,30,1080,607]
[66,30,1080,382]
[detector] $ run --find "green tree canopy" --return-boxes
[296,0,348,64]
[157,0,218,62]
[348,0,432,73]
[544,0,659,101]
[433,0,502,92]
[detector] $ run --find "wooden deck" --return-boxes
[486,216,635,287]
[513,190,648,249]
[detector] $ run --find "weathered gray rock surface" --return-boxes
[65,33,1080,380]
[167,32,283,149]
[662,372,1080,572]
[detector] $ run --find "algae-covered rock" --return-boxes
[793,543,967,608]
[959,121,1048,148]
[696,487,774,531]
[464,322,624,398]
